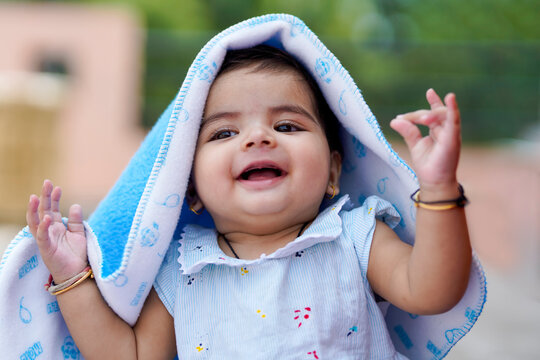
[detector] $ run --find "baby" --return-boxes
[27,45,472,359]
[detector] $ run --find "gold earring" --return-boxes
[190,205,201,215]
[326,185,336,200]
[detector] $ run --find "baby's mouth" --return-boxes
[239,166,285,181]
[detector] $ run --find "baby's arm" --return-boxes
[367,90,472,315]
[27,180,176,359]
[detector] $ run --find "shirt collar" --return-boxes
[177,195,351,275]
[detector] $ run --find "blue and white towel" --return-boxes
[0,14,486,359]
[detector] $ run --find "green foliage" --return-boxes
[334,41,539,142]
[59,0,539,142]
[392,0,540,42]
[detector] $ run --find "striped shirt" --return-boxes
[154,195,408,359]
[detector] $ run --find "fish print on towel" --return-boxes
[197,61,218,83]
[157,193,182,208]
[61,336,81,360]
[140,222,160,247]
[315,57,335,84]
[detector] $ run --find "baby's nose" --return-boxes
[243,126,276,149]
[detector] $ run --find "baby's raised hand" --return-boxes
[26,180,88,283]
[390,89,461,190]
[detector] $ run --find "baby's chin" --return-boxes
[211,199,321,234]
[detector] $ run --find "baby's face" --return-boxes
[192,66,340,234]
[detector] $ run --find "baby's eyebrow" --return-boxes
[201,111,240,127]
[270,104,315,120]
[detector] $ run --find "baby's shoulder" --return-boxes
[339,195,399,222]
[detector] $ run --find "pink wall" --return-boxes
[0,3,146,213]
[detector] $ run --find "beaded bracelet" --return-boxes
[44,266,94,296]
[410,184,469,210]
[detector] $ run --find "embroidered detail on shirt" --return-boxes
[347,326,358,336]
[257,309,266,318]
[295,251,304,257]
[195,343,208,352]
[307,350,319,359]
[186,271,205,286]
[294,307,311,327]
[194,332,210,353]
[240,267,249,276]
[190,245,204,253]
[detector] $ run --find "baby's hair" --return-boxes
[217,45,343,157]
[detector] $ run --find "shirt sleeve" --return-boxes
[341,195,401,278]
[153,238,182,316]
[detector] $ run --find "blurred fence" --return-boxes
[142,29,539,143]
[0,73,65,223]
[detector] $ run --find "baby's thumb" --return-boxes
[67,204,85,235]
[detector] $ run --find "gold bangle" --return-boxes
[411,184,468,211]
[413,202,460,210]
[51,269,94,296]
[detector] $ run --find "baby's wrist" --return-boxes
[46,266,93,296]
[417,181,461,202]
[52,264,90,284]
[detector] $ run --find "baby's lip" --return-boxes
[237,161,288,181]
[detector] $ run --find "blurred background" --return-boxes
[0,0,538,358]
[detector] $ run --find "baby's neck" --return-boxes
[217,222,310,260]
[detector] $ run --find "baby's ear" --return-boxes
[186,181,203,212]
[329,150,342,193]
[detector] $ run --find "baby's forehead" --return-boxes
[206,65,320,119]
[218,63,309,85]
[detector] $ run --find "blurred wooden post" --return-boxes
[0,72,66,224]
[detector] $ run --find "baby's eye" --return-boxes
[275,122,302,132]
[210,129,238,141]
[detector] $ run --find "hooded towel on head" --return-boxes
[0,14,486,359]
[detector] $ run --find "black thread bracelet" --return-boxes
[410,184,469,210]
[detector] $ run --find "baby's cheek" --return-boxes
[303,152,331,184]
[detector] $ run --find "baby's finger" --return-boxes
[38,180,53,218]
[26,195,40,238]
[426,88,444,110]
[36,214,53,250]
[441,93,462,147]
[444,93,461,127]
[390,117,423,150]
[67,204,85,235]
[396,108,447,128]
[50,186,63,222]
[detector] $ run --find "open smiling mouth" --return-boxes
[239,166,286,181]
